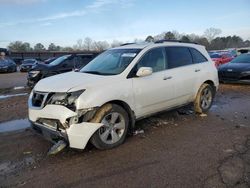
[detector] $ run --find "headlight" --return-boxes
[29,71,40,77]
[49,90,85,110]
[0,66,8,69]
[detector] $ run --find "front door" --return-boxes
[132,47,175,118]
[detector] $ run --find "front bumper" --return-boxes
[0,67,8,72]
[29,104,103,149]
[219,71,250,84]
[20,65,32,71]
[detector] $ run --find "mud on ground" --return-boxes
[0,84,250,188]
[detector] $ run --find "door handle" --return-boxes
[163,76,172,80]
[195,69,200,72]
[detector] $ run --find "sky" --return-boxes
[0,0,250,48]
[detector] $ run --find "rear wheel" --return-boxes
[194,83,214,113]
[90,104,129,150]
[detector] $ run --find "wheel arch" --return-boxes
[203,80,216,95]
[102,100,136,132]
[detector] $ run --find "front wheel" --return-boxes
[90,103,129,150]
[194,83,215,114]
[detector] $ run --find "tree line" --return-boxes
[7,28,250,52]
[145,28,250,50]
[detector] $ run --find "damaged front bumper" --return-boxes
[29,104,103,149]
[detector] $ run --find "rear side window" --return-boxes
[165,47,193,69]
[189,48,208,63]
[137,47,166,72]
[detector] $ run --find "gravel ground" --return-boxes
[0,84,249,188]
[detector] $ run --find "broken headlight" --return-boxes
[48,90,85,111]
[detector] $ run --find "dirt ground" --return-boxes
[0,84,250,188]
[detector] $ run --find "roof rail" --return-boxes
[120,43,136,46]
[154,39,198,45]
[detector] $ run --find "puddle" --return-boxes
[0,93,28,100]
[0,119,30,133]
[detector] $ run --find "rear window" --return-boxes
[189,48,208,63]
[165,47,193,69]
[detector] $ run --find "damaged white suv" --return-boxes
[29,40,219,150]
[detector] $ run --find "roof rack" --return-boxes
[154,39,198,45]
[120,43,136,46]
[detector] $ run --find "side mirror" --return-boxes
[136,67,153,77]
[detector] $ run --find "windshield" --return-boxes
[49,55,71,66]
[80,49,141,75]
[230,54,250,64]
[210,54,221,58]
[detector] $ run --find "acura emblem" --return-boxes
[227,69,233,72]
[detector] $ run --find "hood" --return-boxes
[31,63,50,71]
[34,71,116,92]
[0,59,13,67]
[219,63,250,72]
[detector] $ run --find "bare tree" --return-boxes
[93,41,109,52]
[77,39,83,50]
[83,37,93,51]
[204,28,222,42]
[111,40,122,48]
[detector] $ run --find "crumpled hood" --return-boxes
[34,71,115,92]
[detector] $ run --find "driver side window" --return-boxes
[137,47,166,72]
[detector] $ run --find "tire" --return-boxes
[90,103,129,150]
[194,83,215,114]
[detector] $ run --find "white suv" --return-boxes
[28,41,219,150]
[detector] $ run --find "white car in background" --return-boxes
[28,40,219,150]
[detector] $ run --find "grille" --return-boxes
[221,71,239,80]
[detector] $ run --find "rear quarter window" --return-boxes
[189,48,208,63]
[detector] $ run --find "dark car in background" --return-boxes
[218,53,250,83]
[43,57,57,64]
[27,53,96,87]
[0,58,17,73]
[20,59,39,72]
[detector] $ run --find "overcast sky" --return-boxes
[0,0,250,47]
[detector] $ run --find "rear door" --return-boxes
[189,47,210,95]
[164,46,198,104]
